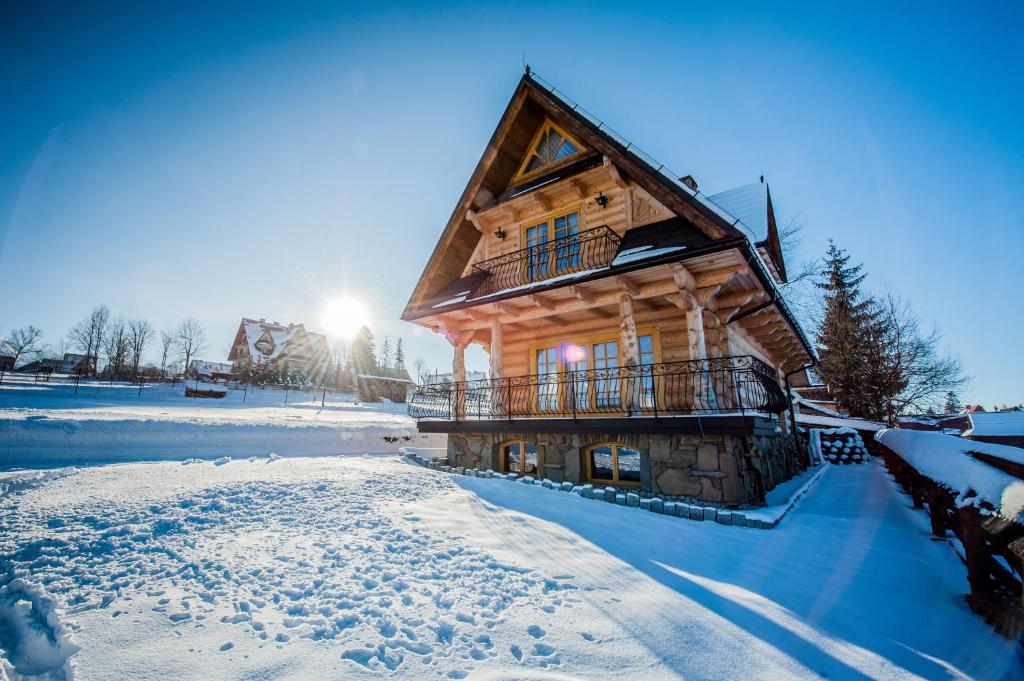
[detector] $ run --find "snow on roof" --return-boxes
[240,319,327,363]
[355,374,415,384]
[706,182,769,242]
[876,428,1024,521]
[190,360,233,375]
[790,393,842,418]
[610,245,687,266]
[796,413,885,432]
[965,411,1024,437]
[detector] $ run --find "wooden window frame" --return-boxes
[527,328,663,415]
[584,442,642,487]
[511,119,587,185]
[519,204,583,282]
[499,439,539,476]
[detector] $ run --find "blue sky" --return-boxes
[1,1,1021,406]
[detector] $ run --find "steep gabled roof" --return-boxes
[706,181,787,282]
[403,72,750,321]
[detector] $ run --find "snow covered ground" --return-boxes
[1,455,1018,680]
[1,378,1019,679]
[0,375,442,466]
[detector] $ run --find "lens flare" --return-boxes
[320,296,369,339]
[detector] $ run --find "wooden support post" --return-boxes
[489,319,504,417]
[619,294,641,415]
[447,330,473,419]
[618,294,640,367]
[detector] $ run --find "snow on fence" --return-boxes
[874,428,1024,638]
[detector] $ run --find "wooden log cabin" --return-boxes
[403,72,816,505]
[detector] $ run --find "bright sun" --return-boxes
[320,296,370,339]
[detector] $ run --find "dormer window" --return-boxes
[513,119,585,183]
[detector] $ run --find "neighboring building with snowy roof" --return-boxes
[187,360,234,381]
[964,411,1024,449]
[227,318,329,376]
[0,340,14,371]
[427,370,488,385]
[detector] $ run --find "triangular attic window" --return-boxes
[513,119,585,183]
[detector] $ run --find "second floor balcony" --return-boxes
[408,355,787,422]
[470,225,621,298]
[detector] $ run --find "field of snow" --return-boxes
[0,375,442,467]
[1,377,1020,679]
[2,455,1020,680]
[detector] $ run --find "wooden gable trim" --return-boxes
[404,74,749,321]
[519,78,743,242]
[402,82,537,319]
[763,186,788,282]
[510,118,587,186]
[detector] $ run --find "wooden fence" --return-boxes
[875,441,1024,638]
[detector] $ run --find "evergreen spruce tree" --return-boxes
[814,241,879,418]
[380,337,392,369]
[394,339,406,371]
[943,390,962,414]
[350,327,378,400]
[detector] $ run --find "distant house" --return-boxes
[427,370,488,385]
[964,411,1024,449]
[0,341,14,372]
[15,358,60,375]
[187,360,234,382]
[16,353,93,375]
[355,367,415,403]
[59,353,91,374]
[227,318,330,377]
[788,367,843,417]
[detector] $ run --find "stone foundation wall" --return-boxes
[446,429,806,506]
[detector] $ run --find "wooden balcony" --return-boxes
[470,225,621,298]
[408,355,787,423]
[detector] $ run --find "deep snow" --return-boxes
[0,375,442,467]
[1,455,1019,680]
[1,377,1019,679]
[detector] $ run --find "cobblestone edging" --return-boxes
[402,451,786,530]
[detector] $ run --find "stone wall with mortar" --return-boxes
[446,429,806,506]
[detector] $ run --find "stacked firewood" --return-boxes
[818,430,870,464]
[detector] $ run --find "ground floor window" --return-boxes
[585,443,642,485]
[501,440,539,476]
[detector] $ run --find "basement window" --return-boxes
[500,440,539,477]
[585,443,641,486]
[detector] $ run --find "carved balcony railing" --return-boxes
[409,355,787,422]
[470,225,622,297]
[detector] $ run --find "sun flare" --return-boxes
[320,296,369,339]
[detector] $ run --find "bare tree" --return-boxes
[159,329,174,376]
[5,325,43,368]
[776,217,824,334]
[127,319,154,378]
[861,294,968,423]
[68,305,109,376]
[413,357,427,385]
[103,316,130,378]
[174,318,207,377]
